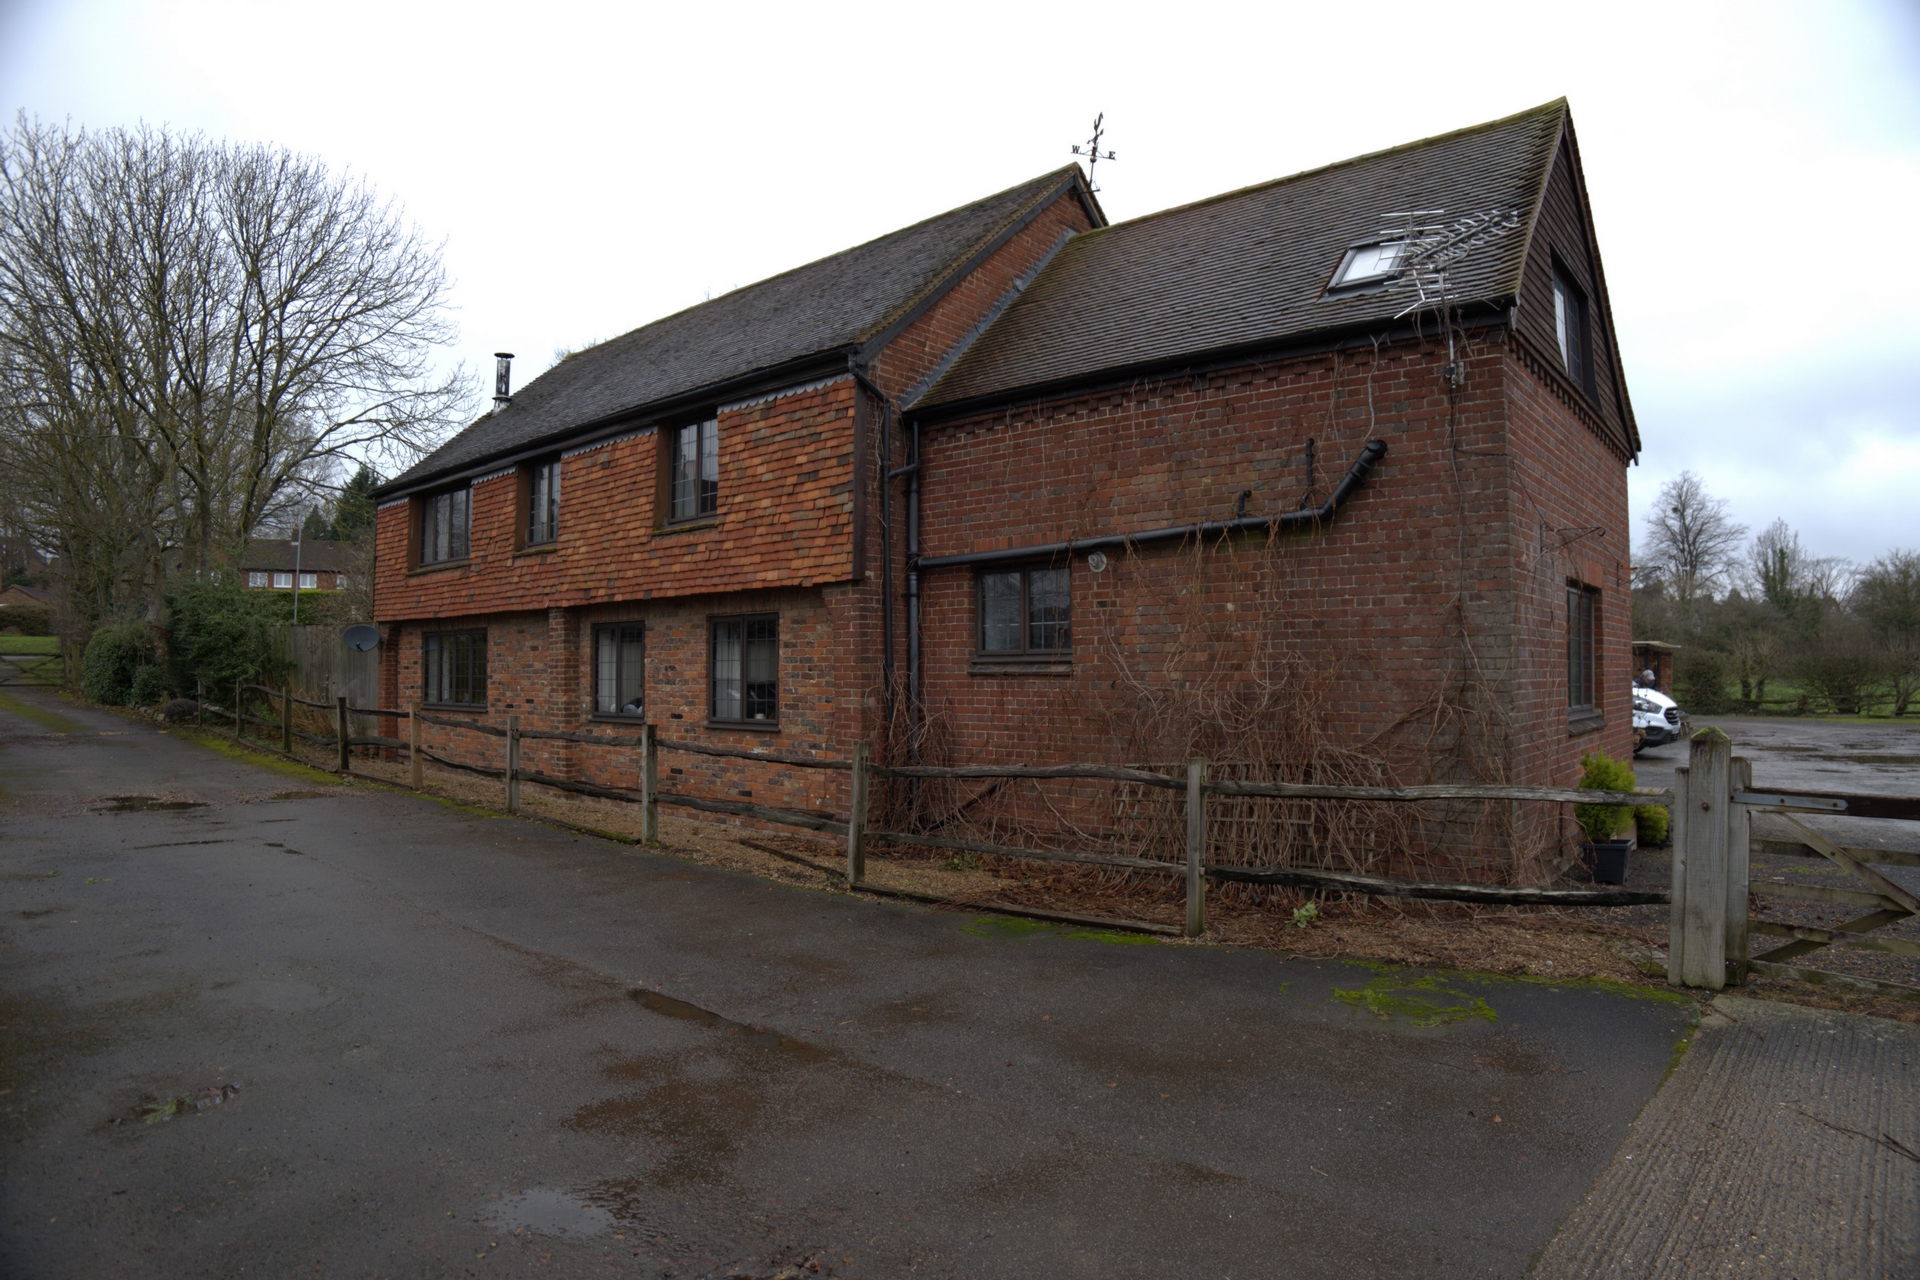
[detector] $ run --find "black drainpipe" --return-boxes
[916,439,1387,571]
[905,418,922,727]
[849,361,897,716]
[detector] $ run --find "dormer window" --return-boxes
[1330,241,1405,289]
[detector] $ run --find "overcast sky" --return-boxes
[3,0,1916,567]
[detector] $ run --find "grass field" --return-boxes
[0,635,57,655]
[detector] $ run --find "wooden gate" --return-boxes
[1667,728,1920,996]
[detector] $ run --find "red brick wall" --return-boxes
[904,330,1630,873]
[383,586,860,827]
[1501,331,1635,786]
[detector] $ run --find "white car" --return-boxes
[1633,686,1688,753]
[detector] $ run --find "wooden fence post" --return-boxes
[1676,727,1731,990]
[280,684,292,755]
[1726,755,1753,986]
[1186,758,1208,938]
[640,722,659,843]
[336,696,349,774]
[846,742,870,885]
[1666,764,1689,985]
[408,702,423,790]
[505,714,521,813]
[235,679,244,739]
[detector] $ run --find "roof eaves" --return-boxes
[374,347,857,500]
[911,300,1516,425]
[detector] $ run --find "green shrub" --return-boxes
[1635,802,1670,846]
[1574,750,1638,844]
[82,622,154,705]
[1793,648,1889,715]
[129,663,169,705]
[1676,650,1733,715]
[163,573,285,695]
[0,603,51,635]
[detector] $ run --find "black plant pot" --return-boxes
[1582,839,1635,886]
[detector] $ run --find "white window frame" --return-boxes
[272,572,294,589]
[248,571,269,588]
[1329,241,1406,289]
[298,572,317,590]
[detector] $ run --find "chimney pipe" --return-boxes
[493,352,515,413]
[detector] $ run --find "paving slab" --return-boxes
[1533,995,1919,1279]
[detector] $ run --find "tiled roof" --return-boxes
[918,101,1567,409]
[237,540,353,573]
[384,167,1089,493]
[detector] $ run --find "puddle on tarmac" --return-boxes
[629,987,831,1063]
[92,795,208,813]
[485,1188,618,1238]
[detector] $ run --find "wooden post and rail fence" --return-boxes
[194,688,1919,987]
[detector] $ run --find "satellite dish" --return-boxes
[343,624,381,652]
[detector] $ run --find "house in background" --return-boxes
[237,539,351,592]
[373,99,1637,879]
[0,582,52,611]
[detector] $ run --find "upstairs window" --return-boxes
[527,458,561,545]
[1567,583,1598,714]
[594,624,645,718]
[423,630,487,707]
[670,419,719,522]
[1553,267,1591,391]
[979,565,1071,656]
[711,615,777,723]
[1330,241,1405,289]
[420,485,471,564]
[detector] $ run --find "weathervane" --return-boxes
[1070,113,1117,192]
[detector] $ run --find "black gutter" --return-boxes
[915,439,1387,571]
[906,302,1512,429]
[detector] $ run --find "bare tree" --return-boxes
[1746,518,1851,634]
[1640,471,1747,612]
[1853,550,1920,715]
[0,115,468,626]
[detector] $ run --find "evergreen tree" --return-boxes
[330,466,377,541]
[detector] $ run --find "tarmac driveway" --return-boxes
[0,688,1695,1279]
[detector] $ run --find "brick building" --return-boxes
[373,99,1637,879]
[236,539,351,592]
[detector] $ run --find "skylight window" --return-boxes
[1331,241,1405,288]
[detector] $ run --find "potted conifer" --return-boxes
[1574,751,1638,885]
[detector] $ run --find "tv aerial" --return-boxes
[1070,113,1117,192]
